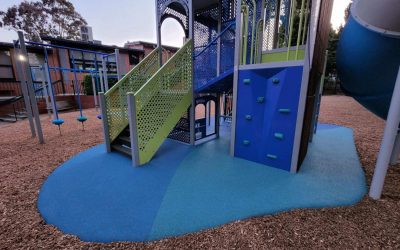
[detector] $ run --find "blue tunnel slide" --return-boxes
[337,0,400,120]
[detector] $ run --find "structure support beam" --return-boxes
[230,0,243,156]
[101,59,109,91]
[127,92,140,167]
[99,92,111,152]
[18,31,44,144]
[369,67,400,200]
[390,130,400,165]
[115,49,122,80]
[13,47,36,137]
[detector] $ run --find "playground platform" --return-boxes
[38,123,366,243]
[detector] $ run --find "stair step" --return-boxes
[112,144,132,156]
[118,136,131,147]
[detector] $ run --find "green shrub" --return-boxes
[83,74,119,95]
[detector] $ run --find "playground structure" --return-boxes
[12,31,127,139]
[337,0,400,199]
[100,0,327,173]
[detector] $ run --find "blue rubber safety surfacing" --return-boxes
[38,124,367,243]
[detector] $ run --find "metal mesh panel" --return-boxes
[220,23,236,73]
[104,48,161,142]
[167,108,190,143]
[162,6,189,34]
[157,0,189,17]
[193,2,236,90]
[134,40,193,165]
[263,0,278,50]
[222,0,237,23]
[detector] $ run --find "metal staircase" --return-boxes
[102,40,193,165]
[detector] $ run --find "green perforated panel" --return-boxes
[134,40,193,165]
[104,48,161,142]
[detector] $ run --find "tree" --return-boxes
[0,0,87,41]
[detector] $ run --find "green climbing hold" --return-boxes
[243,79,251,85]
[272,78,280,84]
[267,154,278,160]
[243,140,250,145]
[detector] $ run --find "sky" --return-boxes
[0,0,351,47]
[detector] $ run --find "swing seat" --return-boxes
[77,116,88,123]
[52,119,65,126]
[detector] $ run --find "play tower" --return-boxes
[100,0,332,172]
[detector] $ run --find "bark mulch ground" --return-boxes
[0,95,399,249]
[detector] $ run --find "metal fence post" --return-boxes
[99,92,111,152]
[127,92,140,167]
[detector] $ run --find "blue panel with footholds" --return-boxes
[234,65,303,171]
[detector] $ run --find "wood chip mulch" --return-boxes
[0,95,399,249]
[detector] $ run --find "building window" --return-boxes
[69,51,117,73]
[0,50,15,81]
[129,53,139,65]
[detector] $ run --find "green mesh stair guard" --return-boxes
[134,39,193,165]
[104,48,161,142]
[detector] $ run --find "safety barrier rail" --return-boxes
[104,48,161,142]
[194,22,236,90]
[131,39,193,165]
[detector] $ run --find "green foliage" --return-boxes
[0,0,87,41]
[326,1,352,78]
[83,74,93,95]
[83,74,118,96]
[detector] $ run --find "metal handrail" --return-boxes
[193,22,236,59]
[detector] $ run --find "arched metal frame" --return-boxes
[159,0,190,38]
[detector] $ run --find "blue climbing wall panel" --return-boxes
[234,65,303,171]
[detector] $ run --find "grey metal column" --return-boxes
[43,63,57,121]
[189,0,196,145]
[18,31,44,144]
[91,74,99,111]
[99,67,105,93]
[13,48,36,137]
[99,92,111,152]
[127,92,140,167]
[115,49,122,80]
[390,130,400,165]
[155,0,163,66]
[230,0,243,156]
[101,58,109,91]
[40,66,51,117]
[216,1,222,76]
[370,67,400,200]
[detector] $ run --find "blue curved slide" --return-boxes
[337,0,400,120]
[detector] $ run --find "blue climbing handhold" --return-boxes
[52,119,64,126]
[243,140,250,145]
[274,133,284,140]
[257,97,265,103]
[243,79,251,85]
[267,154,278,160]
[279,109,291,114]
[245,115,252,120]
[272,78,280,84]
[77,116,88,123]
[97,114,102,120]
